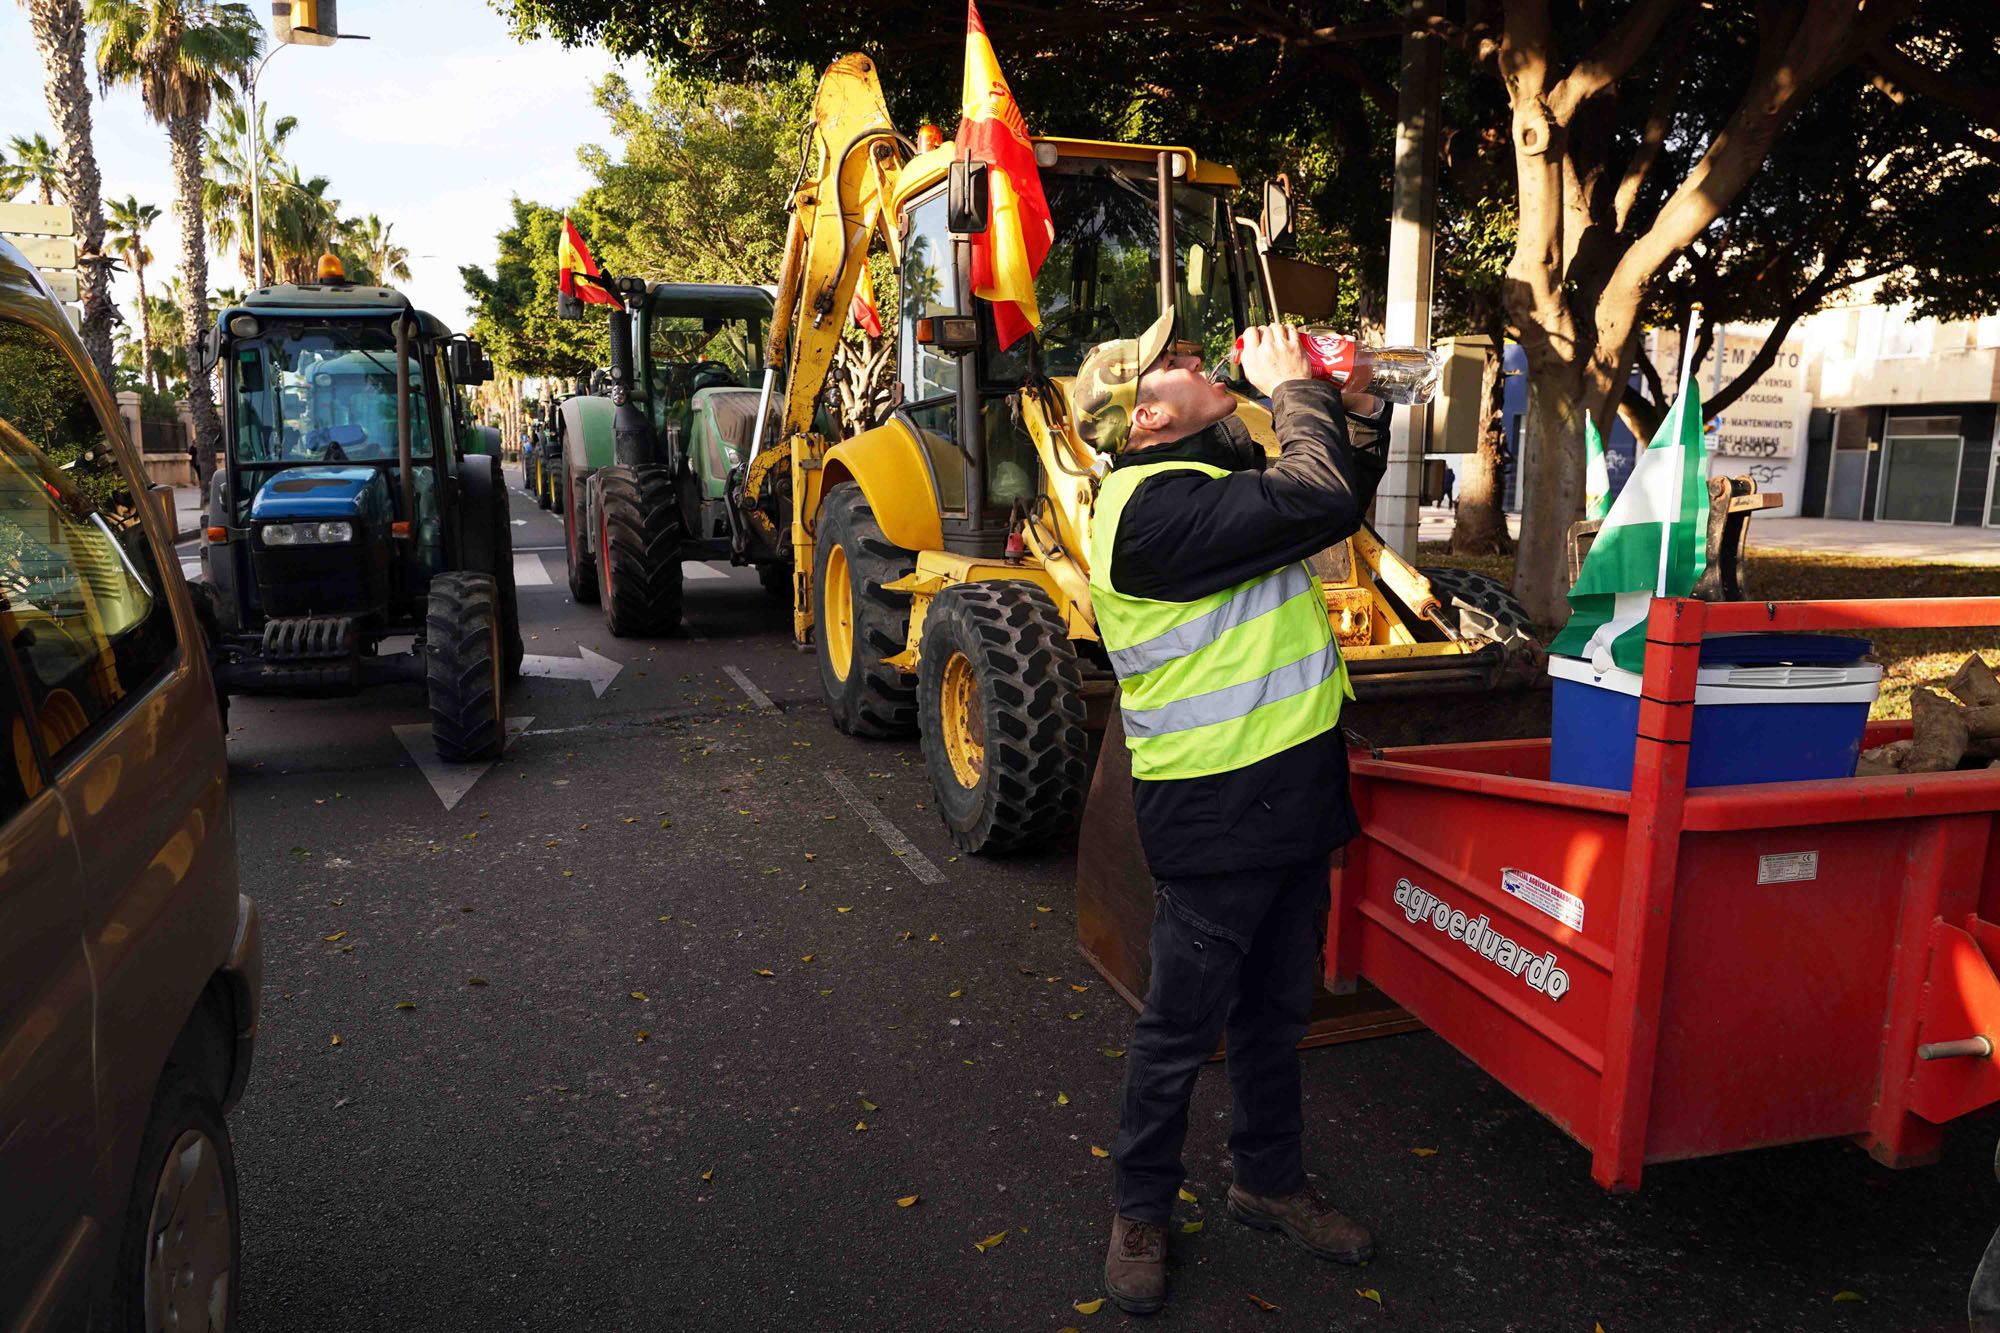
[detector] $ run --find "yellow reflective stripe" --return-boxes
[1108,563,1314,678]
[1122,639,1343,739]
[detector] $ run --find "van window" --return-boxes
[0,319,178,763]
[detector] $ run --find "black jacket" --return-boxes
[1107,379,1390,880]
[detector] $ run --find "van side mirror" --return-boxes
[1261,176,1296,255]
[948,160,990,234]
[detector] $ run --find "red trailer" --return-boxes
[1331,595,2000,1191]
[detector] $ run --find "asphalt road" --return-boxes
[205,468,1999,1332]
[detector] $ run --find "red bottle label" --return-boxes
[1230,329,1357,381]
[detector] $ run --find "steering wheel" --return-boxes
[1041,304,1120,350]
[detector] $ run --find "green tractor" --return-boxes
[195,272,523,760]
[557,283,789,633]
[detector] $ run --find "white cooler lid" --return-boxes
[1548,654,1883,706]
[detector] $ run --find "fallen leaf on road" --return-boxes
[854,1120,869,1132]
[836,906,853,914]
[896,1195,919,1208]
[928,933,942,943]
[700,1168,714,1182]
[819,988,833,996]
[1356,1288,1381,1305]
[754,968,775,978]
[861,1098,879,1112]
[658,915,672,923]
[1073,1298,1104,1314]
[1410,1147,1438,1157]
[1036,905,1053,913]
[1103,1049,1125,1059]
[660,818,672,828]
[290,846,308,857]
[962,1059,976,1066]
[1832,1292,1864,1303]
[949,988,964,998]
[804,853,816,862]
[394,1002,416,1011]
[1247,1294,1278,1312]
[322,931,347,942]
[329,1034,342,1047]
[563,871,575,879]
[460,905,474,913]
[1067,1012,1083,1020]
[973,1232,1007,1254]
[800,954,816,963]
[635,1030,650,1043]
[1089,1146,1109,1158]
[578,823,589,831]
[1056,1092,1070,1106]
[327,898,343,907]
[462,832,478,840]
[624,817,637,824]
[630,991,648,1001]
[1070,984,1090,993]
[1178,1187,1198,1203]
[467,977,487,987]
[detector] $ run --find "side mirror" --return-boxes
[1265,255,1340,321]
[448,340,491,385]
[197,326,225,374]
[948,160,990,235]
[1261,175,1296,255]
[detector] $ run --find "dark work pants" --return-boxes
[1111,854,1332,1226]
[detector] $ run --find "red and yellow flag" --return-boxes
[557,215,620,316]
[849,256,884,338]
[954,0,1053,351]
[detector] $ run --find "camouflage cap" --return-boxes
[1071,308,1177,453]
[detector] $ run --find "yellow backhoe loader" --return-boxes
[752,54,1536,856]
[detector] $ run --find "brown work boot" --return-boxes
[1227,1181,1374,1263]
[1104,1214,1167,1316]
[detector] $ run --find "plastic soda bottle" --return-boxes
[1222,328,1442,405]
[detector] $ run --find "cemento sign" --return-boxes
[1393,877,1572,1001]
[1710,338,1805,460]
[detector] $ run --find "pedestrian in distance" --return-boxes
[1071,316,1391,1316]
[1443,460,1456,510]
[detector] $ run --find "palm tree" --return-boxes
[90,0,261,488]
[265,167,340,283]
[202,100,295,282]
[0,132,66,204]
[344,213,411,285]
[15,1,118,382]
[105,194,160,391]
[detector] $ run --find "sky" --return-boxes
[0,0,645,335]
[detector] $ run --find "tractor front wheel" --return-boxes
[593,465,684,637]
[917,581,1089,855]
[427,572,506,763]
[812,482,917,738]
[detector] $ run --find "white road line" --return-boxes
[682,561,726,581]
[513,552,552,586]
[823,768,945,885]
[723,664,778,714]
[516,545,564,553]
[180,560,202,581]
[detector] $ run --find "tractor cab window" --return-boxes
[0,318,177,767]
[899,188,961,448]
[982,166,1235,379]
[646,314,758,410]
[228,323,436,469]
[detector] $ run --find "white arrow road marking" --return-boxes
[682,561,726,581]
[724,664,778,714]
[824,767,945,885]
[520,644,622,698]
[513,552,552,586]
[511,518,527,525]
[394,715,533,811]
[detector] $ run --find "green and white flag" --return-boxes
[1549,375,1710,674]
[1583,414,1613,521]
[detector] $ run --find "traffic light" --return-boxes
[272,0,339,46]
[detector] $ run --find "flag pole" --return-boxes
[1655,304,1702,598]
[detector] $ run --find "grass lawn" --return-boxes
[1417,542,2000,719]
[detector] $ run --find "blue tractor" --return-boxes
[193,268,523,761]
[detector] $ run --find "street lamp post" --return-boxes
[247,18,367,291]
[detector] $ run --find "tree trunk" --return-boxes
[1449,333,1514,556]
[134,255,152,396]
[1512,352,1588,625]
[169,112,219,490]
[25,0,115,384]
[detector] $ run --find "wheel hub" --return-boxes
[144,1129,231,1332]
[824,544,854,682]
[940,651,985,789]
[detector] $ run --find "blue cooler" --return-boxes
[1548,634,1881,791]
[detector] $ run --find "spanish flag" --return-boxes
[955,0,1053,351]
[557,215,619,317]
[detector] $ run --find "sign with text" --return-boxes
[1653,328,1807,460]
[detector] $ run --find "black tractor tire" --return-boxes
[811,481,917,738]
[1418,566,1537,643]
[426,572,506,763]
[105,1064,240,1333]
[759,559,793,604]
[485,473,524,681]
[592,465,684,637]
[917,581,1090,855]
[564,470,599,605]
